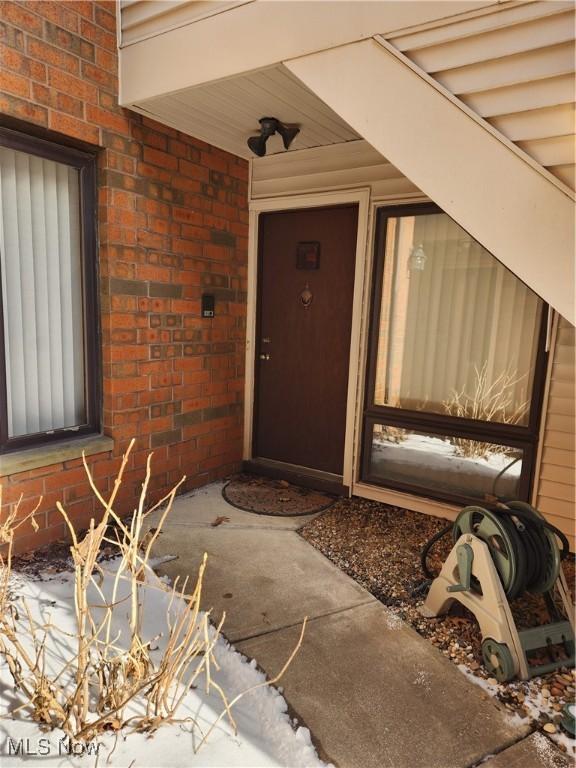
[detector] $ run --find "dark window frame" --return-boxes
[360,202,549,506]
[0,126,101,454]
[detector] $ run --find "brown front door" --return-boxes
[254,204,358,475]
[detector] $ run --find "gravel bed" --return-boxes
[300,497,576,756]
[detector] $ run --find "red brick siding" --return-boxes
[0,0,248,552]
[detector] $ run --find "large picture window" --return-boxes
[0,128,99,453]
[362,204,547,504]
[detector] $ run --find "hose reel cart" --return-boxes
[420,501,575,682]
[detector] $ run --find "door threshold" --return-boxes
[243,458,348,496]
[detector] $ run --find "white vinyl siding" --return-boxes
[0,147,86,438]
[534,317,576,551]
[251,140,421,200]
[119,0,252,47]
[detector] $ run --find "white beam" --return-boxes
[285,39,575,323]
[119,1,497,105]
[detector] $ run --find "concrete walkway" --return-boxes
[148,482,570,768]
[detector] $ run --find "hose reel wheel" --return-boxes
[453,506,523,600]
[481,638,516,683]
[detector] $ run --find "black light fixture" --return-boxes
[247,117,300,157]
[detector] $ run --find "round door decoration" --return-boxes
[300,283,313,309]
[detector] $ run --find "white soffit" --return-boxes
[386,0,576,190]
[134,65,361,159]
[285,39,575,324]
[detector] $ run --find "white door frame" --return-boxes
[243,187,371,488]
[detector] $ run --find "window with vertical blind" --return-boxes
[362,204,547,505]
[0,128,99,452]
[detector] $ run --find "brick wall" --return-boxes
[0,1,249,552]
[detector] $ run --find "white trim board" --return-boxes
[352,482,460,522]
[531,310,560,508]
[119,1,499,104]
[243,188,371,490]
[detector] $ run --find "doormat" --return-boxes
[222,474,336,517]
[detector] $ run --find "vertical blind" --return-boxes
[375,213,543,425]
[0,146,86,438]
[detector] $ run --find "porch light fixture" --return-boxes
[247,117,300,157]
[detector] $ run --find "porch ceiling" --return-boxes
[132,65,361,159]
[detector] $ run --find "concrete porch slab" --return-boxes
[237,602,530,768]
[149,480,536,768]
[155,482,320,531]
[151,524,374,643]
[481,733,571,768]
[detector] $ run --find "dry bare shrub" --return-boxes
[0,490,42,613]
[0,441,306,744]
[443,362,529,459]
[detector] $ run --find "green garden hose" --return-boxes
[420,503,569,599]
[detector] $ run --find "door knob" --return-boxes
[259,353,271,361]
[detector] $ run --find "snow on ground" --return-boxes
[0,562,329,768]
[458,665,575,759]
